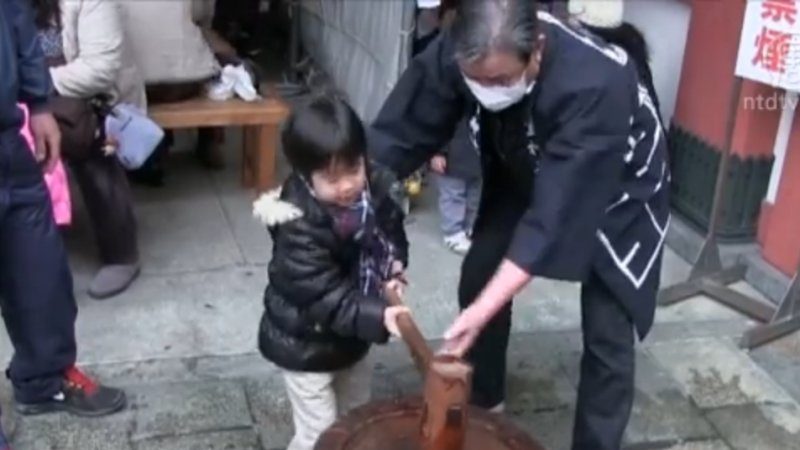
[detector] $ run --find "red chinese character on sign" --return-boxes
[753,27,792,73]
[762,0,798,24]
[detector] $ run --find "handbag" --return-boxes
[106,103,164,170]
[44,56,111,161]
[49,95,110,161]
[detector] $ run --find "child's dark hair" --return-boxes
[281,95,366,177]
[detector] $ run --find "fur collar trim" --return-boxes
[253,188,304,227]
[568,0,624,28]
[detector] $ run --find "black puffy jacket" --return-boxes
[257,167,408,372]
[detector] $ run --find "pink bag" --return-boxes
[18,103,72,226]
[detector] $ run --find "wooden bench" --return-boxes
[148,94,290,192]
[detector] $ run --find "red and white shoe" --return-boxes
[16,366,126,418]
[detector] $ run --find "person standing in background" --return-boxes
[1,0,126,421]
[415,0,482,254]
[430,118,481,254]
[30,0,145,299]
[568,0,663,123]
[118,0,231,184]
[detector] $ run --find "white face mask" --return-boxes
[463,72,535,112]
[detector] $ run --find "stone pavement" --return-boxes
[0,138,799,449]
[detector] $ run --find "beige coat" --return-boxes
[117,0,219,84]
[51,0,146,109]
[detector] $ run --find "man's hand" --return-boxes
[440,302,492,357]
[441,260,534,357]
[29,112,61,173]
[430,155,447,175]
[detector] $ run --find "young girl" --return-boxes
[253,95,410,450]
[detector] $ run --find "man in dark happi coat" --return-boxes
[368,1,669,448]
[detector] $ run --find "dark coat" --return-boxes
[369,11,669,338]
[0,0,52,133]
[257,168,409,372]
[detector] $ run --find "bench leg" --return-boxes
[242,124,278,192]
[255,124,278,192]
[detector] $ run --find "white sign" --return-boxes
[736,0,800,91]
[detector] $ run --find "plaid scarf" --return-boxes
[309,184,396,298]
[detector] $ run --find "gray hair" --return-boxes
[452,0,540,63]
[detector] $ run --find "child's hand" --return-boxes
[391,260,406,279]
[386,278,406,298]
[430,155,447,175]
[384,305,411,337]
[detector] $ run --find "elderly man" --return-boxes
[369,0,669,448]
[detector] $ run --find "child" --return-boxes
[430,117,482,254]
[253,95,410,450]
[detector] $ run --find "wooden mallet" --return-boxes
[385,287,474,450]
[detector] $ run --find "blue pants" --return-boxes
[0,130,77,405]
[435,174,481,237]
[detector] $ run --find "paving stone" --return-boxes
[655,294,754,325]
[244,376,294,449]
[131,381,252,441]
[646,320,753,344]
[749,332,800,403]
[655,440,732,450]
[506,333,578,414]
[87,358,202,386]
[510,407,575,450]
[72,268,264,364]
[133,164,244,275]
[213,172,272,266]
[647,338,791,408]
[705,403,800,450]
[193,353,277,380]
[624,353,717,446]
[12,411,133,450]
[134,430,261,450]
[0,381,18,439]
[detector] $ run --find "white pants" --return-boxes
[282,355,373,450]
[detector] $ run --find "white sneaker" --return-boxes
[444,231,471,255]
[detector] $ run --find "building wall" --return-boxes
[672,0,742,146]
[761,115,800,276]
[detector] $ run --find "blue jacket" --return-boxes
[0,0,52,133]
[370,12,669,338]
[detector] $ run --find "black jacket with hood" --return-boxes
[254,167,408,372]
